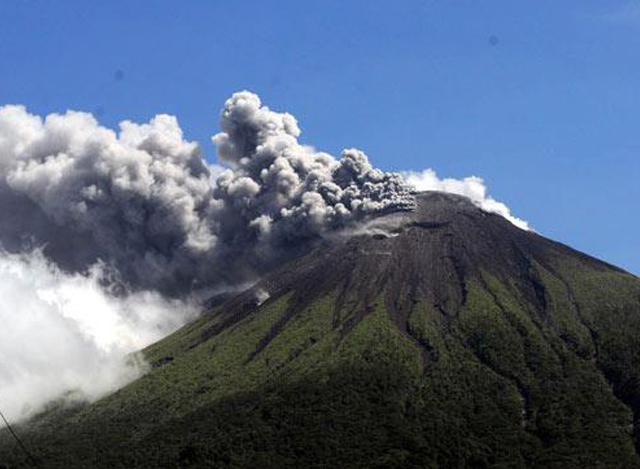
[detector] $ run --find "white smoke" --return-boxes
[402,169,530,230]
[254,288,270,306]
[0,249,197,422]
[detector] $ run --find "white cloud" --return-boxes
[0,250,197,422]
[402,169,530,230]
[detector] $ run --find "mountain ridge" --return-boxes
[2,191,640,468]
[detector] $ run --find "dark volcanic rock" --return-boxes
[209,192,622,360]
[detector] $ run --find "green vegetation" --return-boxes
[3,267,639,468]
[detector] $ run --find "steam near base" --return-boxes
[0,250,197,421]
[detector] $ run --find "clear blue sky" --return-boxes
[1,0,638,274]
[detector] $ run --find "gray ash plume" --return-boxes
[0,91,415,295]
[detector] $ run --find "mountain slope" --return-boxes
[2,192,640,468]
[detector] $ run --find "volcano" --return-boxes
[2,192,640,468]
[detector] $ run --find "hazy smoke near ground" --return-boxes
[254,288,270,306]
[0,90,528,419]
[0,249,197,421]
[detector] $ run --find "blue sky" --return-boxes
[0,0,638,274]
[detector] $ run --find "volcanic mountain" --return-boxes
[2,192,640,468]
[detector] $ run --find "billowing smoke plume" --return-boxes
[0,91,528,419]
[0,91,415,296]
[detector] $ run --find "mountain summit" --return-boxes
[2,192,640,468]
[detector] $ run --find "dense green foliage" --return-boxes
[2,265,640,468]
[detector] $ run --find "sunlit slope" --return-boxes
[2,192,640,469]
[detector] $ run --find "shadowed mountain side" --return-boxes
[2,192,640,468]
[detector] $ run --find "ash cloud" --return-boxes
[0,91,415,296]
[0,106,219,295]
